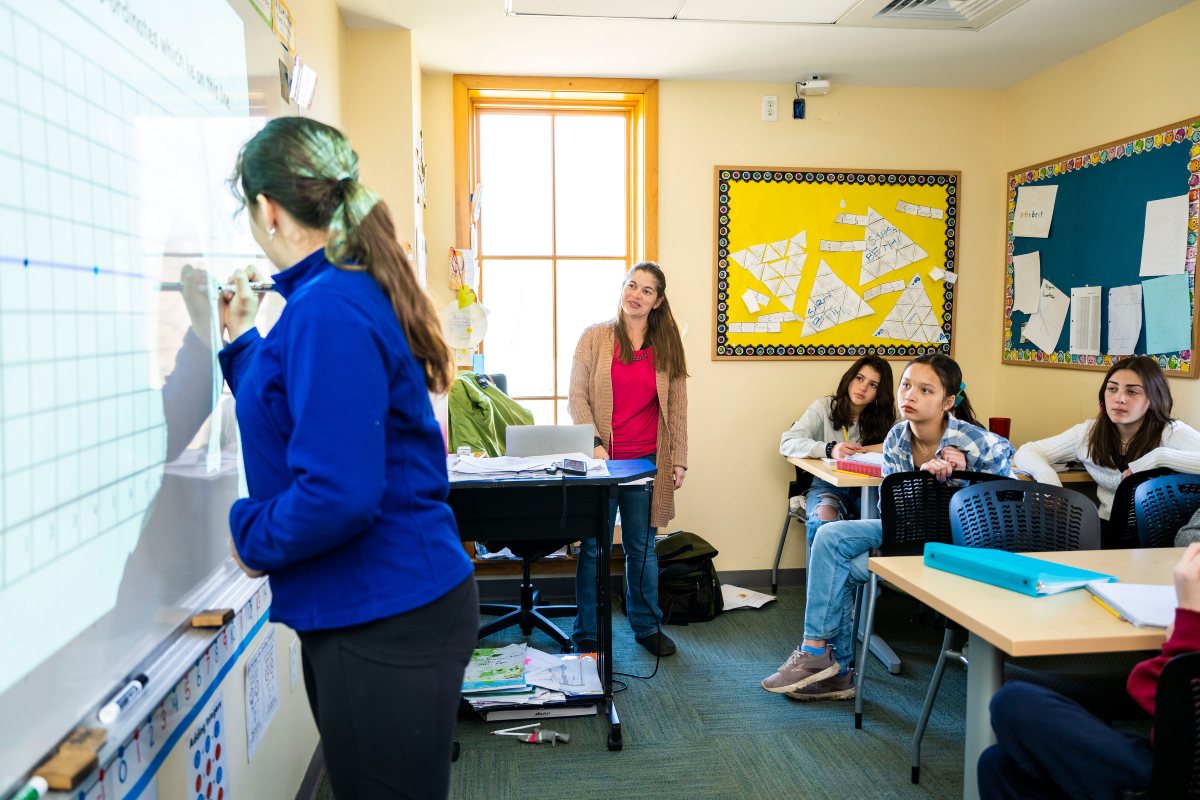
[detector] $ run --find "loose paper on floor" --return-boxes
[1021,279,1069,353]
[1139,194,1189,276]
[721,584,776,610]
[1107,284,1142,355]
[1013,185,1057,238]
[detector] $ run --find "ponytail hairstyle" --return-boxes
[614,261,689,380]
[1087,355,1173,470]
[830,355,895,445]
[230,117,452,393]
[905,353,982,428]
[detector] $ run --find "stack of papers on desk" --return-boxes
[448,453,608,476]
[464,646,602,721]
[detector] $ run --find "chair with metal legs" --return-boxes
[908,479,1100,784]
[771,466,813,594]
[854,470,1005,731]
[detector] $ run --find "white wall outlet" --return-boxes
[762,95,778,122]
[290,637,300,690]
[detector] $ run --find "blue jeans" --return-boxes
[803,518,881,665]
[574,455,662,643]
[804,478,860,550]
[978,681,1152,799]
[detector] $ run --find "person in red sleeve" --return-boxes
[978,542,1200,799]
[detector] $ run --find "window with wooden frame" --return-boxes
[453,76,658,423]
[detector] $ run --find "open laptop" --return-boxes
[505,424,593,457]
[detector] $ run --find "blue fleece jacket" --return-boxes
[218,248,472,631]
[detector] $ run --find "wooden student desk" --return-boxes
[787,456,880,519]
[870,547,1177,800]
[446,458,656,751]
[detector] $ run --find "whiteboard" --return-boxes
[0,0,287,791]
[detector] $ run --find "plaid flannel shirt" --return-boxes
[882,416,1015,478]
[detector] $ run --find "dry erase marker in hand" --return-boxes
[13,777,48,800]
[160,281,275,293]
[98,674,149,724]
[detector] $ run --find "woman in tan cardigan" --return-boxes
[569,261,689,657]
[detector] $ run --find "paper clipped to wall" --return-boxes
[1011,251,1041,314]
[1013,185,1058,238]
[1139,194,1189,276]
[1107,284,1142,355]
[1021,279,1069,353]
[1069,286,1101,356]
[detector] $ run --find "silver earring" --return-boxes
[268,226,276,241]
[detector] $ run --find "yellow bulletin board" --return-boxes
[713,167,960,360]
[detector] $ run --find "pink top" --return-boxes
[610,341,659,459]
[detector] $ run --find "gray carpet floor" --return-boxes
[315,586,978,799]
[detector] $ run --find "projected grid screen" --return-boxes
[0,0,263,791]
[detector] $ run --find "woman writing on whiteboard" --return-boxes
[1014,355,1200,539]
[219,118,477,800]
[570,262,689,657]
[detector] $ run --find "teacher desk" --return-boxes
[446,458,656,751]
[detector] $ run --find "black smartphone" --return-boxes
[560,458,588,475]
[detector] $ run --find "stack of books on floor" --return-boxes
[462,643,603,721]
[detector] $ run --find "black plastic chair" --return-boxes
[908,480,1100,784]
[1107,468,1175,549]
[1121,651,1200,799]
[771,465,814,594]
[1135,473,1200,549]
[853,470,1006,730]
[464,373,577,650]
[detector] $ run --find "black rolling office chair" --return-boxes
[907,480,1100,784]
[853,470,1005,731]
[1121,652,1200,800]
[465,373,577,651]
[1106,468,1175,549]
[771,465,814,594]
[1134,473,1200,548]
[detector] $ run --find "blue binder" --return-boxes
[923,542,1116,597]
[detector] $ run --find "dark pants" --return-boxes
[299,576,479,800]
[978,681,1153,800]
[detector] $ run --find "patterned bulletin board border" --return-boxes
[713,167,959,360]
[1003,118,1200,377]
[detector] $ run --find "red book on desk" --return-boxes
[835,453,884,477]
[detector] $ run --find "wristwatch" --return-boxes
[825,441,836,458]
[594,436,604,448]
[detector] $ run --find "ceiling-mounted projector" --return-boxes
[797,76,831,96]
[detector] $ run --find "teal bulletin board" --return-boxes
[1003,117,1200,378]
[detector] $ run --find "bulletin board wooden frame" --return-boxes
[1002,117,1200,378]
[713,166,960,361]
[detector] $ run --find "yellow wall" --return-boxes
[417,2,1199,573]
[341,29,420,251]
[996,0,1200,444]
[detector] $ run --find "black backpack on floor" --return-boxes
[654,531,723,625]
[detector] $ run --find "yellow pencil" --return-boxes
[842,427,849,443]
[1090,593,1125,622]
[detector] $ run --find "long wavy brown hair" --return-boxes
[230,117,452,393]
[614,262,689,379]
[1087,356,1174,470]
[830,356,895,445]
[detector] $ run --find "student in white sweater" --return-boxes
[780,356,895,546]
[1015,356,1200,525]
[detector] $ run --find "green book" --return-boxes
[462,644,527,694]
